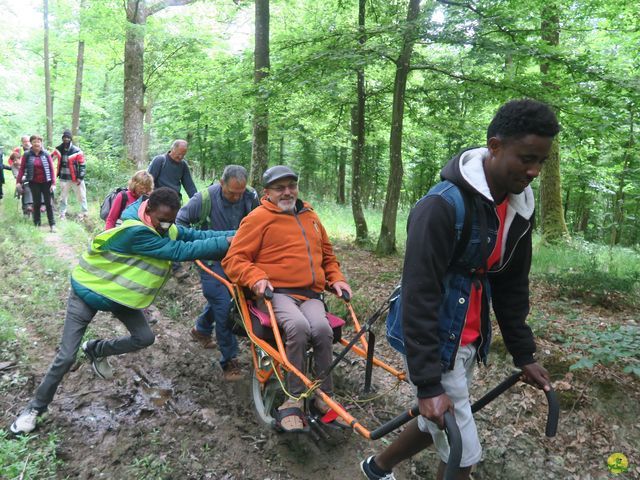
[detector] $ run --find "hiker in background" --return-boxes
[148,139,198,281]
[176,165,258,381]
[52,130,88,220]
[359,99,558,480]
[10,187,235,435]
[105,170,154,230]
[13,136,34,217]
[16,135,56,232]
[0,148,12,200]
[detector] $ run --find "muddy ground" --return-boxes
[1,235,639,479]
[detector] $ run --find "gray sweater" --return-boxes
[148,153,197,198]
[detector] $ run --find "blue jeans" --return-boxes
[195,262,237,368]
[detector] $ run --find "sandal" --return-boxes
[275,401,308,433]
[312,397,350,429]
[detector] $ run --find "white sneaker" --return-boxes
[82,340,114,379]
[10,409,39,435]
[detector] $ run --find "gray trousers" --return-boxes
[28,288,155,412]
[260,293,334,396]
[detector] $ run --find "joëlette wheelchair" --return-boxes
[195,261,559,480]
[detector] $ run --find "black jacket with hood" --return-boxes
[403,147,538,398]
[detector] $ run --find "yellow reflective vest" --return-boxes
[71,219,178,309]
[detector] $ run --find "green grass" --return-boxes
[0,430,61,480]
[312,198,409,249]
[531,234,640,309]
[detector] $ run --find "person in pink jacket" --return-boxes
[105,170,154,230]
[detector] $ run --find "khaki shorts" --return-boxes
[416,344,482,468]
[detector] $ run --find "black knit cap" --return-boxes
[62,130,72,140]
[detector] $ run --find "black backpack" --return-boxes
[99,187,129,221]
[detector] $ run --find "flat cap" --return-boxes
[262,165,298,187]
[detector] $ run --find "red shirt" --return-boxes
[460,199,509,346]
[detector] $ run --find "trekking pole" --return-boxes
[370,409,461,480]
[470,371,559,437]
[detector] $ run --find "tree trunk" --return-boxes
[123,0,197,168]
[143,93,154,164]
[337,146,346,204]
[539,139,568,241]
[610,109,634,246]
[71,39,85,137]
[71,0,86,137]
[376,0,421,254]
[539,3,569,243]
[351,0,369,243]
[43,0,53,146]
[249,0,270,195]
[124,0,147,167]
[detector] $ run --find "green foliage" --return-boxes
[569,325,640,378]
[0,430,61,480]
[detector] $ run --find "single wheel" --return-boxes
[251,365,285,429]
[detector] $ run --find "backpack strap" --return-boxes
[197,187,212,229]
[451,186,473,263]
[118,190,129,219]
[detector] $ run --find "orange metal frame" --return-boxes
[195,260,406,439]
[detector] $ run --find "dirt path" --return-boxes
[2,232,639,479]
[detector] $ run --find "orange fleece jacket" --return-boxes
[221,198,345,291]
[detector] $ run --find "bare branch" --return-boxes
[147,0,199,17]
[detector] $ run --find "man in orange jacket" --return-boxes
[222,165,351,433]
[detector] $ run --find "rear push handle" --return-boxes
[370,372,558,440]
[370,409,461,480]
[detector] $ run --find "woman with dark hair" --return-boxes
[16,135,56,231]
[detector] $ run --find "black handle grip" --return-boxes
[369,406,418,440]
[443,411,462,480]
[341,290,351,302]
[544,389,559,437]
[369,408,462,480]
[264,287,274,300]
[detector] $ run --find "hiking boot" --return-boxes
[82,340,114,379]
[190,327,216,349]
[144,307,161,325]
[360,456,396,480]
[59,212,66,220]
[222,359,243,382]
[10,409,39,435]
[50,225,57,233]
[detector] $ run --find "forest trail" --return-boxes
[2,227,639,479]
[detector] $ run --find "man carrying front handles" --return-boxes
[360,100,558,480]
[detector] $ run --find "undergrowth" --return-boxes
[0,430,61,480]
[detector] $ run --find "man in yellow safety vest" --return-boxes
[10,187,234,435]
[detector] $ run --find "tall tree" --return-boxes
[43,0,53,146]
[376,0,421,254]
[71,0,86,137]
[124,0,197,167]
[539,3,569,242]
[351,0,368,243]
[249,0,270,193]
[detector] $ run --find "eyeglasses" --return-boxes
[268,183,298,193]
